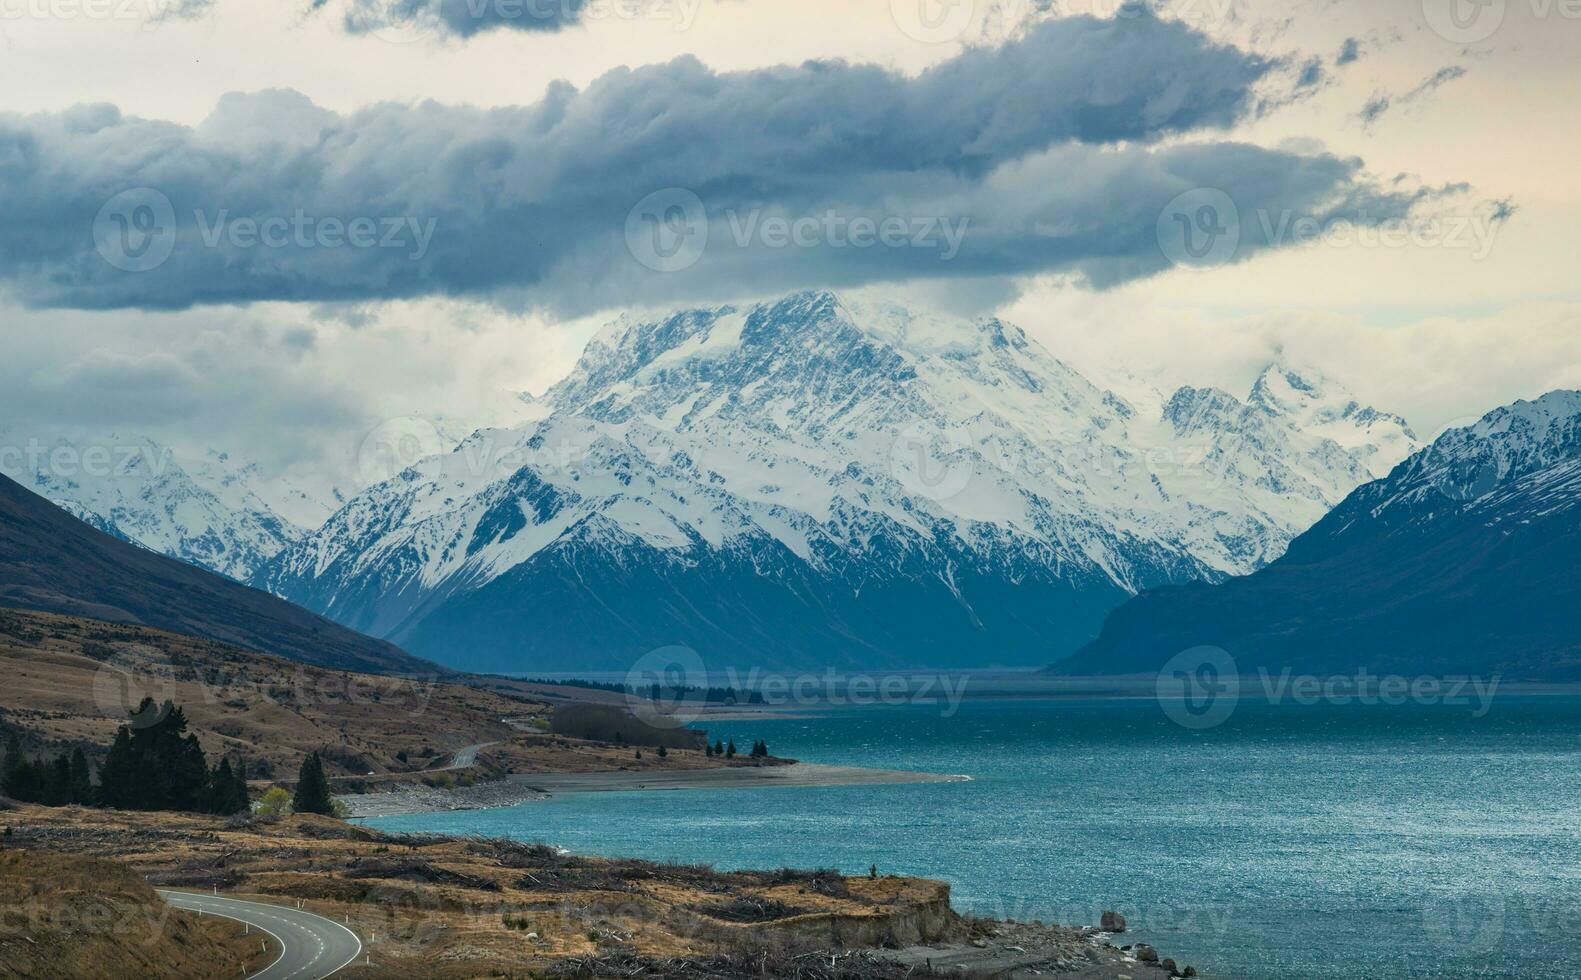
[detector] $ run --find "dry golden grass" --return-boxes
[0,608,782,786]
[0,804,958,978]
[0,848,272,979]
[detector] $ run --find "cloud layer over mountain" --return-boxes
[0,14,1436,314]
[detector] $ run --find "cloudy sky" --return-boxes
[1,0,1577,494]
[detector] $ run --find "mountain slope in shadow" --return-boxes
[0,472,434,675]
[1056,391,1581,680]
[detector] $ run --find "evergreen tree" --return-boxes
[171,734,210,812]
[42,754,73,806]
[1,734,24,799]
[207,757,251,815]
[232,757,251,814]
[705,743,714,758]
[98,726,137,809]
[4,699,238,814]
[2,733,21,783]
[127,701,208,810]
[725,739,736,759]
[1,735,42,803]
[100,701,210,812]
[68,748,93,805]
[208,758,234,814]
[292,752,335,816]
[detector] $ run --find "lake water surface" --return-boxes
[366,696,1581,979]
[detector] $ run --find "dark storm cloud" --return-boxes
[0,14,1431,315]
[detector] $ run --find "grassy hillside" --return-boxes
[0,805,960,977]
[0,608,770,784]
[0,849,269,978]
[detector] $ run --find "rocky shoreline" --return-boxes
[340,761,968,818]
[548,917,1201,979]
[879,915,1200,979]
[339,778,549,818]
[335,769,1203,977]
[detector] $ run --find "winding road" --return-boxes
[160,891,362,979]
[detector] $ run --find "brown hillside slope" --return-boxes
[0,849,269,979]
[0,608,768,783]
[0,806,962,978]
[0,472,431,674]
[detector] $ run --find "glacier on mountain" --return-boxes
[256,291,1419,671]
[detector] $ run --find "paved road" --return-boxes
[435,740,498,771]
[160,891,362,979]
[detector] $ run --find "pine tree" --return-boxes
[1,735,42,803]
[98,726,136,809]
[208,756,251,815]
[725,740,736,759]
[172,734,210,812]
[68,748,93,805]
[292,752,335,816]
[0,733,23,798]
[42,754,73,806]
[232,757,251,814]
[208,758,235,814]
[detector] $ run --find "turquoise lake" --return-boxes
[365,696,1581,979]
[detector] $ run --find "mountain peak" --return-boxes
[1063,387,1581,680]
[1248,359,1358,423]
[261,289,1426,671]
[1403,388,1581,503]
[1471,389,1581,435]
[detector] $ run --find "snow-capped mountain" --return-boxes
[0,430,309,581]
[188,450,347,533]
[1333,389,1581,523]
[258,291,1418,672]
[1061,390,1581,679]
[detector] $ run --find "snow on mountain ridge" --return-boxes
[0,429,306,581]
[258,291,1422,670]
[1369,389,1581,513]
